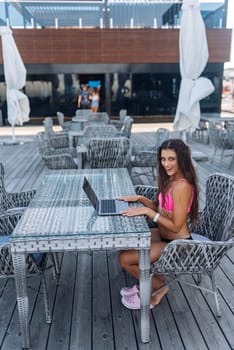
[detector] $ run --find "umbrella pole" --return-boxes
[181,130,187,143]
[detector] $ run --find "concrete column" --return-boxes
[105,73,111,117]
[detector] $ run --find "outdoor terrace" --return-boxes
[0,123,233,350]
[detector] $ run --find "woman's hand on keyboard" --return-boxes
[117,195,140,202]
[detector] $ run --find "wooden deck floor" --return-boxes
[0,129,233,350]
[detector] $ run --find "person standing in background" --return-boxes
[78,84,91,109]
[90,88,100,112]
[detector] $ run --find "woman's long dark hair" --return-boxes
[156,138,199,224]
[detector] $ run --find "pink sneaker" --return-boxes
[120,284,139,297]
[121,293,154,310]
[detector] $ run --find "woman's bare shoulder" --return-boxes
[171,179,192,194]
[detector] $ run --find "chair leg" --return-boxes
[211,148,217,163]
[229,151,234,169]
[41,273,52,323]
[220,149,224,165]
[51,252,60,285]
[210,271,222,317]
[195,273,202,284]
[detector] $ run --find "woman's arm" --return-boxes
[117,195,157,210]
[78,95,81,108]
[121,182,192,234]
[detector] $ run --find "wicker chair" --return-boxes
[43,117,71,149]
[226,122,234,169]
[209,121,233,167]
[0,163,36,216]
[131,128,170,179]
[87,137,131,169]
[75,109,91,117]
[42,154,78,170]
[109,109,127,131]
[119,116,133,138]
[134,185,158,228]
[57,111,72,131]
[37,131,77,157]
[0,211,23,235]
[0,235,52,323]
[87,112,109,125]
[78,125,119,146]
[0,211,60,326]
[192,119,209,144]
[36,132,78,169]
[152,173,234,317]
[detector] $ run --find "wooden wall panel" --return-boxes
[0,28,232,65]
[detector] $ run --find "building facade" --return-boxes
[0,0,232,121]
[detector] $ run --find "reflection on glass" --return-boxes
[0,70,223,121]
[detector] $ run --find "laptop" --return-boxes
[82,176,129,216]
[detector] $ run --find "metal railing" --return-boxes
[0,0,227,29]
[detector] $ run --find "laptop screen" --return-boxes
[82,177,99,210]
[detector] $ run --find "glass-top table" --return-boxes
[11,168,151,349]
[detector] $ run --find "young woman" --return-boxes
[118,138,199,309]
[90,88,100,113]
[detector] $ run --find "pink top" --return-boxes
[158,179,194,213]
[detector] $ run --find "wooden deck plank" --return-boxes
[198,274,234,349]
[1,277,42,350]
[70,251,92,350]
[166,282,208,350]
[151,298,185,350]
[181,276,232,350]
[0,280,17,347]
[92,251,115,350]
[47,252,77,350]
[108,251,144,350]
[0,129,233,349]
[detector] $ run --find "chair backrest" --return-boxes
[43,117,55,136]
[0,238,14,276]
[226,122,234,148]
[0,163,15,213]
[80,125,118,145]
[134,185,158,228]
[200,173,234,241]
[134,185,158,201]
[36,132,53,156]
[208,122,231,150]
[121,116,133,138]
[57,112,64,126]
[87,137,131,168]
[87,112,109,125]
[155,128,170,148]
[75,109,91,117]
[42,154,78,170]
[119,109,127,122]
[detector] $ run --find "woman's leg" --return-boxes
[118,249,140,280]
[150,228,169,305]
[119,228,166,278]
[119,228,169,306]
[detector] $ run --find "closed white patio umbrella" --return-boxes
[173,0,215,134]
[0,26,30,142]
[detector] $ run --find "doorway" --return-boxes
[78,74,105,111]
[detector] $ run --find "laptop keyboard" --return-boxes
[101,199,116,213]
